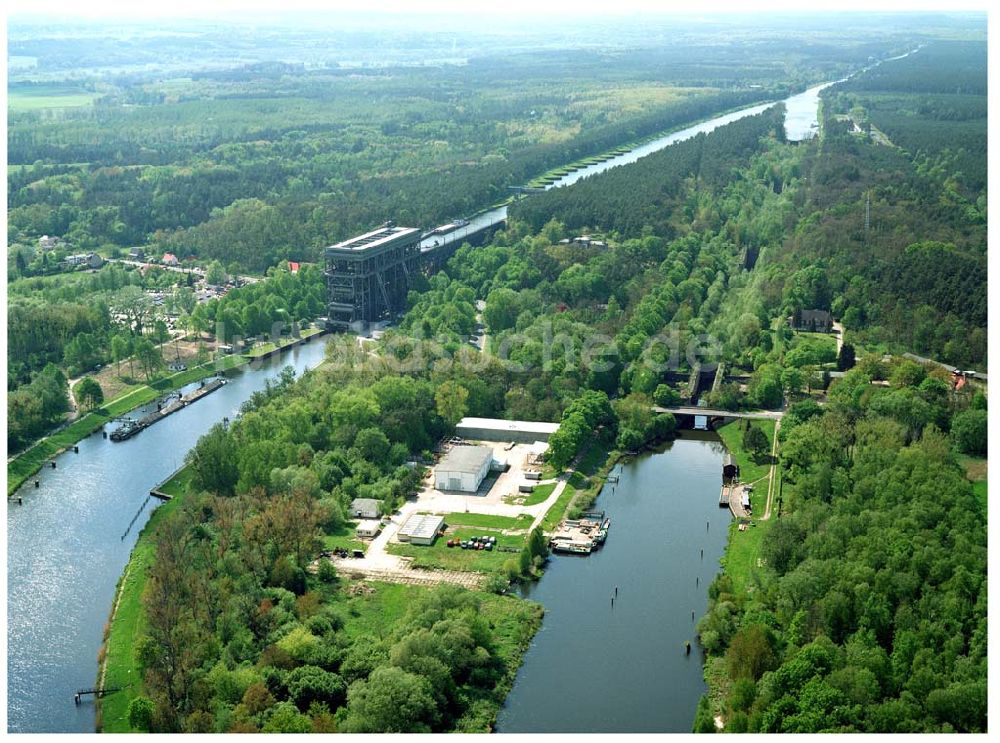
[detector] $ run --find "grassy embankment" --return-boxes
[701,420,780,721]
[525,96,779,191]
[714,420,778,594]
[243,327,323,358]
[98,468,192,732]
[99,467,542,732]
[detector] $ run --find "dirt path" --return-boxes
[66,376,82,421]
[762,419,781,520]
[327,560,486,589]
[832,320,844,356]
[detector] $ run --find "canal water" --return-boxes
[420,100,775,250]
[6,339,329,733]
[422,48,923,251]
[496,433,731,733]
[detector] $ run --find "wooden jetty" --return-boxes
[74,686,121,704]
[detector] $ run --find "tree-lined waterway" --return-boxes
[8,73,837,733]
[496,435,731,733]
[6,341,329,733]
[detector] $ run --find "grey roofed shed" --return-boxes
[350,498,381,520]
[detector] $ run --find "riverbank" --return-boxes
[7,328,325,497]
[698,420,780,729]
[97,468,191,732]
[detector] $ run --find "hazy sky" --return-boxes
[6,0,990,20]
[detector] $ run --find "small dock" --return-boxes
[721,483,753,519]
[74,687,120,704]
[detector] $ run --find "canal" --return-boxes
[6,340,329,733]
[495,433,731,733]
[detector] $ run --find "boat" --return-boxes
[109,418,142,442]
[550,538,593,554]
[594,518,611,544]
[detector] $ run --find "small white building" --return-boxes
[397,514,445,546]
[355,519,382,539]
[456,417,561,444]
[435,445,493,493]
[350,498,381,520]
[64,253,103,269]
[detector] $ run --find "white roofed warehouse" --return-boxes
[397,514,445,546]
[434,445,493,493]
[455,417,560,444]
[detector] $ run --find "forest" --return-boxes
[8,16,924,276]
[694,361,987,733]
[8,59,783,273]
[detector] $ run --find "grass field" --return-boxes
[8,86,99,110]
[387,527,527,573]
[719,517,773,597]
[972,481,987,514]
[322,521,366,554]
[957,454,987,515]
[716,420,776,486]
[440,512,534,530]
[516,482,557,506]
